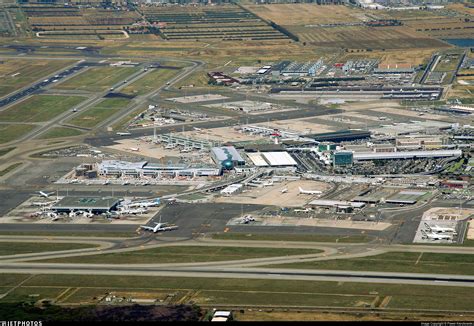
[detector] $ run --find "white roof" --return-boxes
[262,152,297,166]
[353,150,462,160]
[211,317,228,322]
[246,153,268,167]
[214,311,232,317]
[309,200,365,208]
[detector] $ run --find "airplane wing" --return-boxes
[140,225,154,231]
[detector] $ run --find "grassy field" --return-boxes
[0,242,97,256]
[66,98,130,129]
[212,233,370,243]
[0,147,15,157]
[0,124,36,144]
[1,274,474,310]
[0,59,74,98]
[0,162,22,177]
[54,67,138,92]
[120,68,181,96]
[0,231,136,238]
[38,127,83,139]
[35,246,322,264]
[0,95,84,123]
[266,251,474,275]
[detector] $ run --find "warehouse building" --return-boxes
[308,130,371,143]
[352,149,462,162]
[246,151,298,167]
[332,151,353,167]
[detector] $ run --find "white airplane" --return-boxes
[193,127,202,131]
[180,147,193,153]
[125,198,161,208]
[262,180,274,187]
[120,207,148,215]
[117,132,131,136]
[239,215,255,224]
[81,210,94,218]
[424,223,457,234]
[165,144,176,149]
[37,191,55,198]
[294,208,313,213]
[103,180,110,185]
[122,181,130,185]
[280,188,288,194]
[129,147,140,152]
[298,187,322,195]
[31,200,58,207]
[141,217,178,233]
[421,230,452,241]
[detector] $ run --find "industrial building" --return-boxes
[308,199,366,212]
[308,130,371,143]
[332,151,354,167]
[220,184,243,196]
[98,160,221,177]
[52,196,121,214]
[210,146,246,167]
[155,133,220,150]
[246,151,298,167]
[352,149,462,162]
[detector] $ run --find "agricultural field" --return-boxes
[23,6,141,37]
[140,4,288,41]
[244,4,373,25]
[120,68,181,97]
[66,98,130,129]
[266,252,474,276]
[0,124,36,144]
[0,59,75,98]
[2,274,474,311]
[0,10,15,36]
[284,25,447,50]
[38,127,83,140]
[35,246,322,264]
[244,4,448,50]
[0,95,84,123]
[54,67,138,92]
[405,18,474,39]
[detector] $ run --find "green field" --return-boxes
[55,67,138,92]
[120,68,181,96]
[0,124,36,144]
[1,274,474,310]
[267,251,474,275]
[0,95,85,123]
[0,147,15,157]
[0,162,22,177]
[0,231,136,238]
[0,59,74,98]
[0,242,97,256]
[35,245,322,264]
[212,233,370,243]
[38,127,83,139]
[66,98,130,129]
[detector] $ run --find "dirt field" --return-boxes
[244,4,371,25]
[368,107,455,122]
[216,180,331,207]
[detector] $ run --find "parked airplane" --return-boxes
[280,188,288,194]
[421,230,453,241]
[298,187,322,195]
[180,147,193,153]
[124,198,161,208]
[193,127,202,131]
[120,207,148,215]
[165,144,176,149]
[239,215,255,224]
[294,208,313,213]
[37,191,54,198]
[31,200,58,207]
[261,180,273,187]
[129,147,140,152]
[117,132,131,136]
[424,223,457,234]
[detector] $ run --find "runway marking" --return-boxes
[415,252,423,265]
